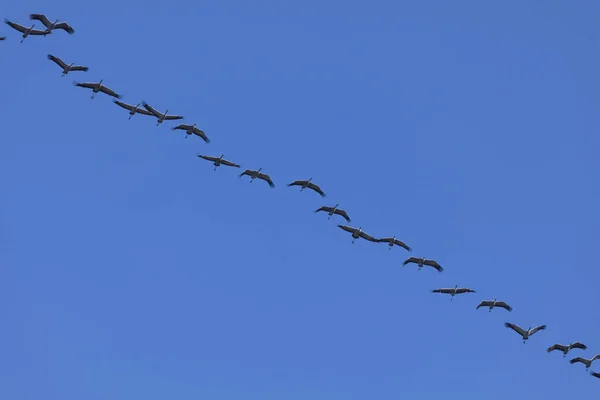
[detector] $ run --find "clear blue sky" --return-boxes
[2,1,599,399]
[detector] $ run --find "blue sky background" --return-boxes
[1,1,599,399]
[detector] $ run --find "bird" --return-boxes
[239,168,275,187]
[288,178,326,197]
[314,204,351,223]
[73,80,121,100]
[504,323,546,344]
[377,236,411,251]
[402,257,443,272]
[337,225,378,244]
[141,102,184,126]
[547,342,587,357]
[47,54,88,76]
[4,19,48,42]
[29,13,74,34]
[569,355,600,371]
[113,100,154,119]
[172,124,210,143]
[476,299,512,312]
[591,371,600,379]
[197,154,240,171]
[432,285,475,299]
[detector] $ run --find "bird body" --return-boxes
[74,80,121,99]
[547,342,587,357]
[198,154,240,171]
[114,100,153,119]
[476,299,512,312]
[315,204,351,222]
[239,168,275,187]
[288,178,326,197]
[504,322,546,343]
[403,257,443,272]
[570,355,600,370]
[432,285,475,299]
[4,19,48,42]
[47,54,88,76]
[337,225,377,244]
[29,14,74,34]
[172,124,209,143]
[377,236,411,251]
[141,102,184,126]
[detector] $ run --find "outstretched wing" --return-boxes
[307,182,326,197]
[54,22,74,34]
[141,102,162,117]
[192,127,210,143]
[258,173,275,188]
[47,54,67,69]
[114,100,135,111]
[393,239,411,251]
[315,206,332,214]
[432,288,452,294]
[99,85,121,98]
[337,225,356,234]
[164,114,184,120]
[70,65,89,72]
[495,301,512,311]
[547,344,566,353]
[239,169,253,177]
[476,301,492,309]
[29,14,51,28]
[221,159,240,168]
[455,288,476,294]
[28,28,49,36]
[591,371,600,379]
[529,325,546,336]
[334,209,351,223]
[288,180,306,187]
[172,124,192,131]
[505,322,526,337]
[570,357,585,365]
[74,81,97,90]
[358,231,378,242]
[5,19,28,33]
[197,154,217,163]
[403,256,421,266]
[569,342,587,351]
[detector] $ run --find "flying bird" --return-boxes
[476,299,512,312]
[141,102,183,126]
[172,124,210,143]
[73,80,121,99]
[403,257,443,272]
[337,225,378,244]
[197,154,240,171]
[239,168,275,187]
[288,178,326,197]
[315,204,351,223]
[47,54,88,76]
[504,323,546,343]
[432,285,475,299]
[377,236,411,251]
[113,100,154,119]
[591,371,600,379]
[29,13,74,34]
[547,342,587,357]
[4,19,48,42]
[570,355,600,371]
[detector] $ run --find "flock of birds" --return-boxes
[3,12,599,383]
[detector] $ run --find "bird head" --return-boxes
[99,79,103,85]
[257,168,262,173]
[334,204,339,208]
[220,154,224,159]
[308,177,312,182]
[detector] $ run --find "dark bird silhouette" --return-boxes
[337,225,378,244]
[288,178,326,197]
[0,36,5,41]
[172,124,210,143]
[377,236,411,251]
[47,54,88,76]
[547,342,587,357]
[29,13,74,34]
[239,168,275,187]
[403,257,443,272]
[570,355,600,371]
[315,204,351,223]
[476,299,512,312]
[113,100,154,119]
[432,285,475,299]
[197,154,240,171]
[73,80,121,99]
[141,101,183,126]
[4,19,48,42]
[504,323,546,343]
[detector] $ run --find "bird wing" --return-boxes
[334,209,351,222]
[338,225,356,234]
[377,237,393,244]
[54,22,74,34]
[529,325,546,336]
[307,182,326,197]
[570,342,587,351]
[547,344,566,353]
[28,28,49,36]
[591,371,600,378]
[99,85,121,98]
[114,100,135,111]
[393,239,411,251]
[315,206,331,213]
[476,301,492,309]
[5,19,28,33]
[69,65,88,72]
[164,114,184,120]
[141,102,162,117]
[358,231,378,242]
[74,81,97,89]
[288,180,306,187]
[432,288,452,294]
[423,259,442,269]
[505,322,526,337]
[197,155,217,162]
[455,288,476,294]
[47,54,67,69]
[570,357,585,365]
[239,169,254,177]
[495,301,512,311]
[220,159,240,168]
[172,124,191,131]
[258,173,275,188]
[192,127,210,143]
[403,256,420,266]
[29,14,51,28]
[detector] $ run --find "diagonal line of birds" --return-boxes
[3,12,599,383]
